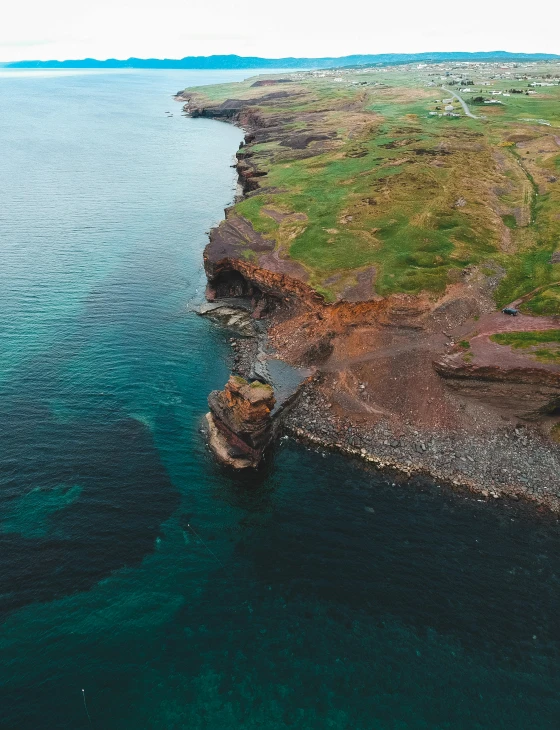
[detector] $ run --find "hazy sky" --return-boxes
[1,0,558,62]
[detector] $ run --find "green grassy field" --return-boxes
[186,63,560,307]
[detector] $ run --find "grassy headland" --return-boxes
[183,61,560,307]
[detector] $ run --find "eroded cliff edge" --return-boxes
[178,69,560,508]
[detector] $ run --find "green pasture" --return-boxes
[189,63,560,304]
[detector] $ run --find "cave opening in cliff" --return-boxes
[211,269,254,299]
[209,269,284,319]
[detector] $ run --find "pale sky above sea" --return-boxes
[0,0,557,62]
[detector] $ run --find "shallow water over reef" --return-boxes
[0,69,559,729]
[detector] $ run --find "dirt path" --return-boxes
[511,281,560,309]
[476,311,559,337]
[469,282,560,339]
[469,330,559,370]
[460,288,560,372]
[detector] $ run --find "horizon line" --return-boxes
[2,50,560,67]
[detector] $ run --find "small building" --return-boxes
[444,104,454,112]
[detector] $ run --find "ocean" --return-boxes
[0,68,559,729]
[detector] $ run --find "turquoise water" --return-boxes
[0,69,559,729]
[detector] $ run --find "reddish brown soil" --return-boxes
[467,308,560,372]
[261,276,560,438]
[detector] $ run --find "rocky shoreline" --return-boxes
[204,308,560,511]
[282,380,560,513]
[184,82,560,511]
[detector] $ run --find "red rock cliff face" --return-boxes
[206,376,276,469]
[433,355,560,418]
[203,214,322,309]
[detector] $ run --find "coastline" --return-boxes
[179,75,560,511]
[6,67,560,730]
[205,297,560,512]
[282,381,560,513]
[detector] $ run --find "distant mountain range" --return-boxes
[3,51,560,70]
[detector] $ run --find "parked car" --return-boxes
[502,307,519,316]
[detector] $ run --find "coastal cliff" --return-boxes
[434,354,560,418]
[180,66,560,506]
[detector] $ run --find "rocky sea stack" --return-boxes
[206,375,276,468]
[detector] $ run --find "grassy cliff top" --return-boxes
[185,62,560,308]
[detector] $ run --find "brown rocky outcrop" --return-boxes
[203,215,324,310]
[206,375,276,468]
[433,355,560,418]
